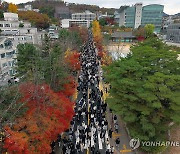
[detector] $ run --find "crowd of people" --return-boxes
[61,30,118,154]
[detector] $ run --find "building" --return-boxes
[114,11,120,23]
[166,23,180,43]
[162,16,174,34]
[18,5,40,12]
[118,3,164,32]
[4,13,18,21]
[111,32,136,42]
[141,4,164,32]
[0,13,44,46]
[48,25,59,39]
[161,14,180,34]
[72,11,96,21]
[61,19,90,28]
[54,5,71,19]
[0,13,45,85]
[0,38,16,81]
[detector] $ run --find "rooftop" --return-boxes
[111,32,135,38]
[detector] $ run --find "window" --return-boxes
[2,63,7,67]
[9,70,13,76]
[1,53,5,58]
[6,52,11,57]
[5,24,10,27]
[12,50,15,54]
[8,61,12,66]
[27,29,31,33]
[0,44,4,48]
[0,24,3,27]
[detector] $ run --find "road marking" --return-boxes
[112,132,121,138]
[123,144,127,150]
[120,144,132,153]
[120,149,132,153]
[87,88,90,153]
[87,148,89,154]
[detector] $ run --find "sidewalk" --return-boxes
[99,65,135,154]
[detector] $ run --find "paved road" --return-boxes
[55,30,136,154]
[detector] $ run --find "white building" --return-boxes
[0,13,45,85]
[72,11,96,21]
[0,13,44,46]
[18,5,39,12]
[48,25,59,39]
[61,19,90,28]
[134,3,143,29]
[0,38,16,81]
[4,13,19,21]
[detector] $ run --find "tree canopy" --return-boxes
[18,11,50,29]
[16,43,38,77]
[104,38,180,152]
[145,24,155,38]
[8,3,18,13]
[3,83,74,154]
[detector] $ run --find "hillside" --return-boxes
[18,0,115,16]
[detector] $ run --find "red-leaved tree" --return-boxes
[3,83,74,154]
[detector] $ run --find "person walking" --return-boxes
[115,123,119,133]
[108,128,113,138]
[115,138,120,148]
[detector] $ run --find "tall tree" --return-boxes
[8,3,18,13]
[3,83,74,154]
[16,43,38,76]
[59,28,83,50]
[145,24,155,38]
[99,18,107,26]
[18,11,50,29]
[16,43,38,78]
[104,38,180,152]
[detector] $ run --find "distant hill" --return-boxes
[18,0,115,17]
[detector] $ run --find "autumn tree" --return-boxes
[104,38,180,153]
[3,83,74,154]
[133,26,146,41]
[105,17,116,25]
[18,11,50,29]
[92,20,112,65]
[8,3,18,13]
[92,20,103,43]
[65,49,81,72]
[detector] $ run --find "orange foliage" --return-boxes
[8,3,18,13]
[18,11,50,29]
[92,20,102,42]
[60,76,77,97]
[3,83,74,154]
[92,20,112,66]
[65,50,81,71]
[69,26,88,42]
